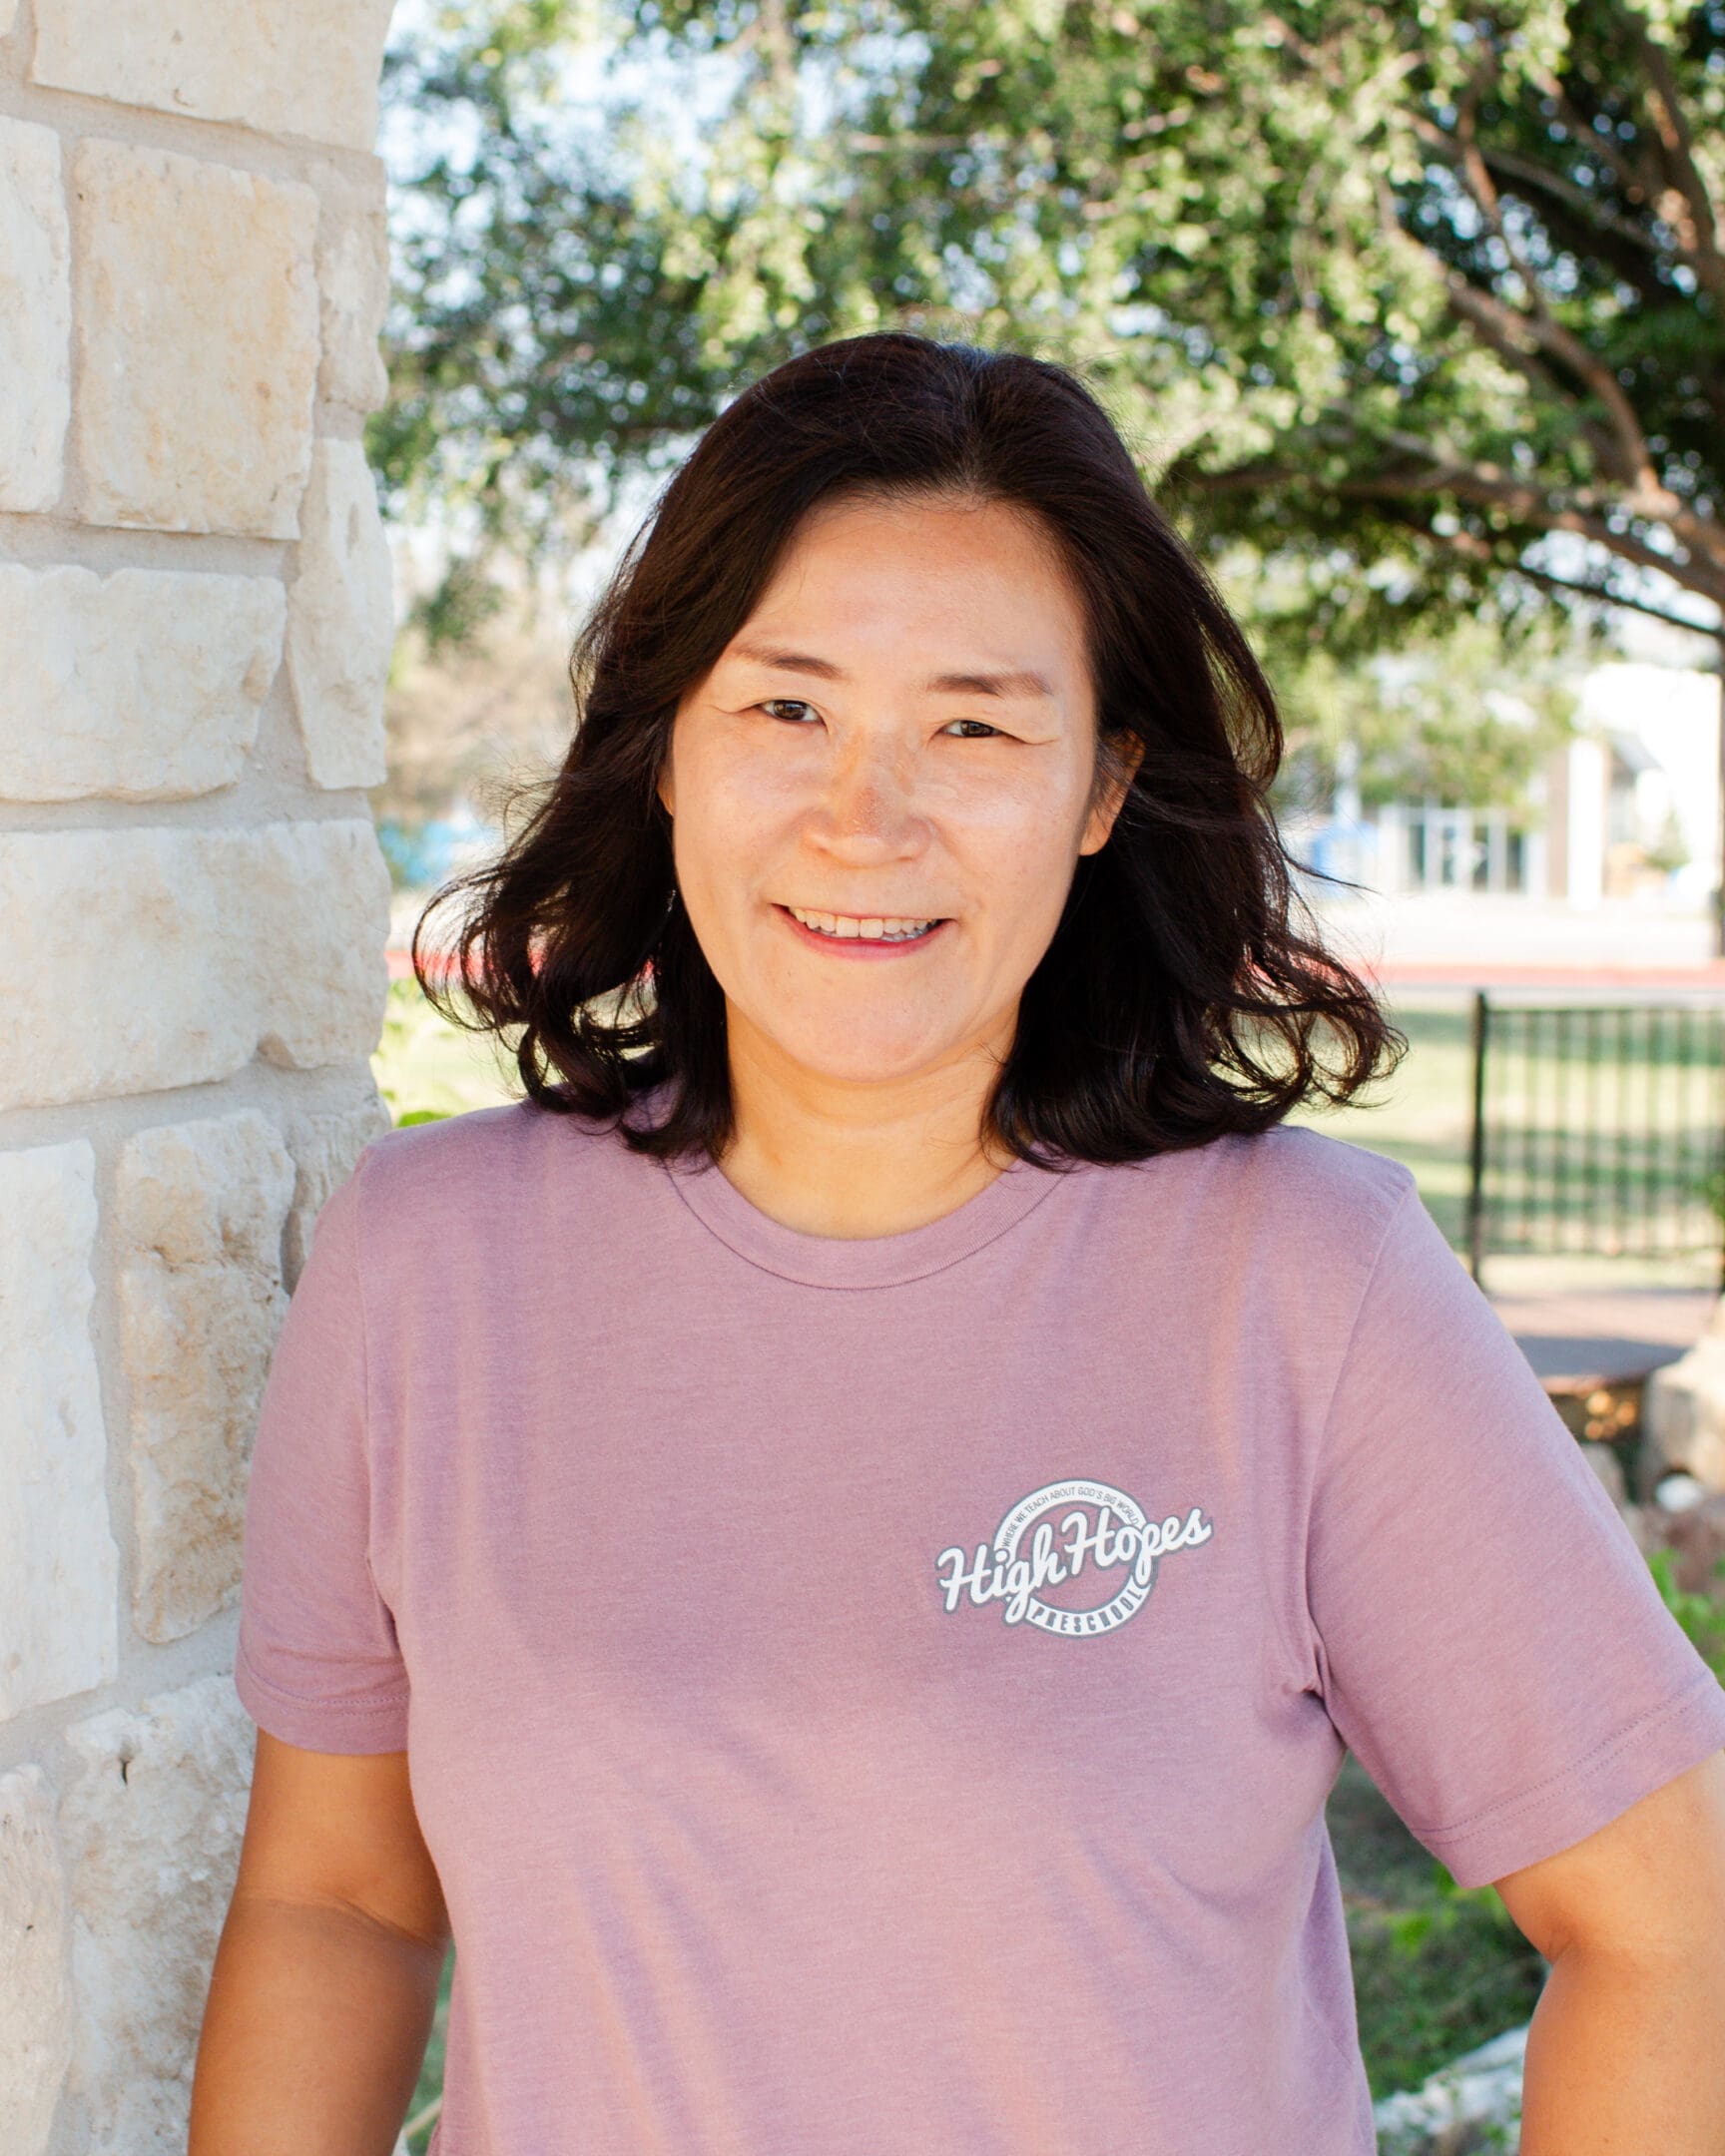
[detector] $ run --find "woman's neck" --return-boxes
[716,1036,1016,1240]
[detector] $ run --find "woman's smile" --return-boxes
[773,901,954,958]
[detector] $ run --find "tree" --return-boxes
[1278,613,1581,818]
[376,0,1724,665]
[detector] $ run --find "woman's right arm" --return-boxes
[189,1731,451,2155]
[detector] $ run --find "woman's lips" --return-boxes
[774,903,952,959]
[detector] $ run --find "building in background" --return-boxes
[1297,663,1723,914]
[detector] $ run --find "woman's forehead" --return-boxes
[720,498,1090,677]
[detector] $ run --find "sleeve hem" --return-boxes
[234,1641,410,1756]
[1410,1672,1725,1890]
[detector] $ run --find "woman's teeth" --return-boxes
[786,905,939,942]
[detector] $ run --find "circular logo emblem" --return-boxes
[935,1478,1215,1636]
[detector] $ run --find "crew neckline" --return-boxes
[658,1133,1074,1289]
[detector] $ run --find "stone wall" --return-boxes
[0,4,400,2147]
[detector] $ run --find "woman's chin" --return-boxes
[756,1033,974,1090]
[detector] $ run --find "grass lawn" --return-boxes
[1327,1755,1547,2101]
[374,975,1549,2142]
[1283,994,1478,1244]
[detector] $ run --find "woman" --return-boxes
[195,333,1725,2154]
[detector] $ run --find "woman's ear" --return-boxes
[1079,731,1144,855]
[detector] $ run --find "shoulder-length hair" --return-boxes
[411,330,1405,1168]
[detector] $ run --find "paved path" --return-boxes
[1309,890,1724,976]
[1382,962,1725,992]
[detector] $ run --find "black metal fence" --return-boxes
[1465,991,1725,1291]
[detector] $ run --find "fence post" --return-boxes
[1467,988,1489,1288]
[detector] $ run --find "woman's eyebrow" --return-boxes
[726,642,1055,700]
[728,643,846,680]
[927,667,1055,701]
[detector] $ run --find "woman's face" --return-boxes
[658,490,1136,1093]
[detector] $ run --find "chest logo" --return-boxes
[935,1478,1214,1637]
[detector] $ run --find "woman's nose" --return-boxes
[812,740,919,847]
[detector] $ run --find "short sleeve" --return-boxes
[234,1151,410,1754]
[1305,1177,1725,1890]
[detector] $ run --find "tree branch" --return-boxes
[1391,216,1618,470]
[1181,422,1725,607]
[1440,276,1655,494]
[1624,18,1725,307]
[1339,466,1725,602]
[1475,142,1664,262]
[1394,517,1722,640]
[1523,61,1663,220]
[1382,92,1659,496]
[1506,560,1722,638]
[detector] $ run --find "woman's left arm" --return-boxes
[1497,1747,1725,2154]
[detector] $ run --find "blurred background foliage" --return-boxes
[371,0,1725,676]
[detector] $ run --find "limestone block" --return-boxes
[0,821,391,1110]
[0,565,285,803]
[60,1675,254,2154]
[1576,1439,1627,1509]
[0,118,71,512]
[313,170,391,415]
[72,140,318,537]
[1375,2021,1526,2154]
[1643,1309,1725,1493]
[0,1144,120,1723]
[33,0,396,150]
[0,1,18,37]
[250,818,395,1065]
[1630,1486,1725,1600]
[282,1099,392,1287]
[0,1766,74,2156]
[287,440,394,787]
[117,1114,297,1644]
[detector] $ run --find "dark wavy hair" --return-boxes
[411,330,1406,1168]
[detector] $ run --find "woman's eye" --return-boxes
[759,701,1003,741]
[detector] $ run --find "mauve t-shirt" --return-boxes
[234,1088,1725,2155]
